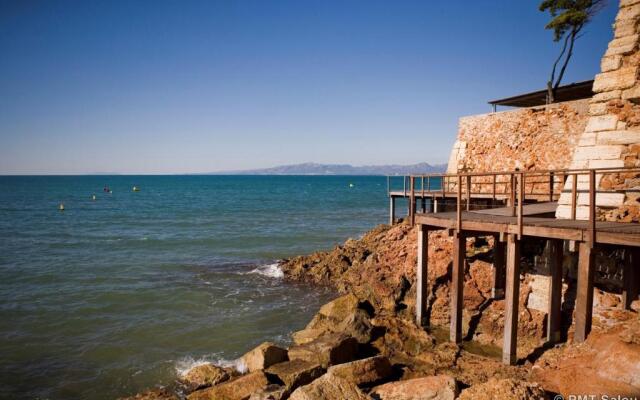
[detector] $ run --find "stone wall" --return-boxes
[556,0,640,221]
[447,100,589,175]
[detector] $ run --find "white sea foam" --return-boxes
[245,263,284,279]
[175,356,247,378]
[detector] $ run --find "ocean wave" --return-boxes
[175,356,247,378]
[244,263,284,279]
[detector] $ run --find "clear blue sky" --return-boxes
[0,0,618,174]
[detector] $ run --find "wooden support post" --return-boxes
[389,196,396,225]
[492,234,506,299]
[622,248,640,310]
[503,234,520,365]
[450,232,465,343]
[416,225,429,326]
[456,175,462,232]
[574,242,595,343]
[547,239,563,344]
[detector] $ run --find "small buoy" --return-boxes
[109,190,113,194]
[349,183,355,188]
[92,194,96,201]
[132,186,139,192]
[58,203,65,211]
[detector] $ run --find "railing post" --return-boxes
[387,175,390,197]
[518,172,524,239]
[466,175,472,211]
[457,175,462,232]
[492,174,497,204]
[403,175,407,197]
[427,176,431,192]
[589,169,596,246]
[410,176,416,226]
[571,173,578,220]
[421,176,425,197]
[510,174,516,217]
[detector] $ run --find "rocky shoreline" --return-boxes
[124,221,640,399]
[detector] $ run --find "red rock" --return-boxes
[370,375,458,400]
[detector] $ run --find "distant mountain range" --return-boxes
[215,162,447,176]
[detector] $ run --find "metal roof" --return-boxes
[488,79,594,108]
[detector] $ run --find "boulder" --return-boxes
[241,342,289,373]
[318,294,360,320]
[288,373,369,400]
[187,371,269,400]
[458,378,546,400]
[247,384,288,400]
[180,364,230,391]
[265,359,325,392]
[120,388,179,400]
[370,375,458,400]
[292,295,373,345]
[327,355,392,387]
[288,333,358,368]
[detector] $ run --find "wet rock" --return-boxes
[248,384,288,400]
[370,375,458,400]
[120,388,179,400]
[180,364,230,391]
[327,355,392,387]
[265,359,325,392]
[242,342,289,373]
[288,333,358,368]
[288,373,369,400]
[458,378,546,400]
[187,371,269,400]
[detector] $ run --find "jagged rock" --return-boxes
[120,388,179,400]
[288,333,358,368]
[292,295,373,345]
[247,384,288,400]
[369,316,435,363]
[288,373,369,400]
[327,355,392,387]
[241,342,289,373]
[458,378,546,400]
[265,359,325,392]
[370,375,458,400]
[187,371,269,400]
[180,364,230,391]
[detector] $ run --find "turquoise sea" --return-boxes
[0,175,399,400]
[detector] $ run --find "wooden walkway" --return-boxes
[409,167,640,365]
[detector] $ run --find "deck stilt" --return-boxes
[389,196,396,225]
[416,225,429,326]
[450,232,465,343]
[433,198,439,213]
[503,234,520,365]
[492,234,506,299]
[623,248,639,310]
[547,239,563,344]
[575,242,595,343]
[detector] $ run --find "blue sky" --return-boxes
[0,0,618,174]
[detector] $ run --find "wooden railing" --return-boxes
[404,166,640,246]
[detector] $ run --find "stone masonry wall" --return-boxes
[447,100,589,191]
[556,0,640,221]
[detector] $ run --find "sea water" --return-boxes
[0,175,395,399]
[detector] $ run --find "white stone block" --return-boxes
[588,159,625,169]
[592,90,622,102]
[585,115,619,132]
[578,132,597,146]
[573,145,624,161]
[617,3,640,21]
[597,130,640,145]
[593,67,638,92]
[577,192,625,207]
[601,55,622,72]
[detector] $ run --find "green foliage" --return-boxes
[539,0,602,41]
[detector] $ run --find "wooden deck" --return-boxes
[407,167,640,366]
[417,207,640,247]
